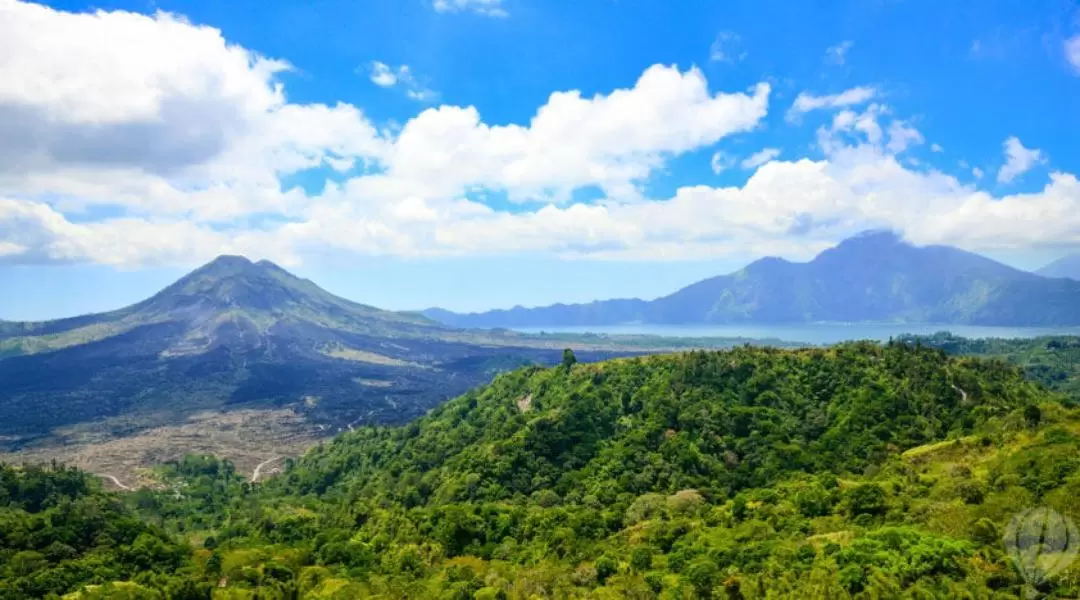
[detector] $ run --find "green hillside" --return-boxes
[6,342,1080,598]
[905,333,1080,402]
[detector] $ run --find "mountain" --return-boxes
[1037,253,1080,280]
[1,255,447,356]
[0,256,632,447]
[5,341,1070,598]
[428,230,1080,327]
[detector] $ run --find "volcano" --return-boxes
[0,257,627,444]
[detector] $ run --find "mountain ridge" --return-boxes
[426,231,1080,328]
[1037,252,1080,280]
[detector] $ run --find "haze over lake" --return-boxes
[513,324,1080,345]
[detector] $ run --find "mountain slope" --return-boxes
[0,255,445,358]
[428,231,1080,327]
[0,257,632,445]
[1037,253,1080,280]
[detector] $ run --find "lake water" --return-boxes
[513,323,1080,345]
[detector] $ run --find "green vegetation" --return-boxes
[907,333,1080,401]
[0,463,194,599]
[6,341,1080,598]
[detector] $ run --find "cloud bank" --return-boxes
[0,1,1075,268]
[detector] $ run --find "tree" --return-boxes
[846,483,887,516]
[1024,404,1042,427]
[596,555,618,583]
[686,559,718,597]
[630,547,653,572]
[562,348,578,371]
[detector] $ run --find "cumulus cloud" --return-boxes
[815,104,886,153]
[0,1,288,175]
[0,0,386,221]
[432,0,507,17]
[997,136,1047,184]
[741,148,782,169]
[787,86,876,121]
[374,67,770,203]
[0,197,294,266]
[1,1,1079,267]
[825,41,854,65]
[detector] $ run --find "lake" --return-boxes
[512,323,1080,345]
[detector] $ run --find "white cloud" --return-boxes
[997,136,1047,184]
[375,67,770,203]
[1066,35,1080,74]
[711,152,735,174]
[433,0,507,17]
[367,62,437,102]
[815,104,886,153]
[2,1,1080,268]
[787,86,876,121]
[710,31,745,63]
[0,0,386,221]
[0,196,294,266]
[825,41,854,65]
[369,61,398,87]
[886,120,924,154]
[931,143,943,153]
[972,167,984,180]
[0,1,776,265]
[740,148,782,169]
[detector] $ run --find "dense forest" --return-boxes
[906,333,1080,401]
[4,341,1080,598]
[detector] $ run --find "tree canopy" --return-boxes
[5,340,1080,598]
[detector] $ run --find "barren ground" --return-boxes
[0,409,325,488]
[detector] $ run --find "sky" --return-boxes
[1,0,1079,319]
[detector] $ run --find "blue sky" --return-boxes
[1,0,1079,319]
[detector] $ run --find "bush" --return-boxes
[595,555,618,583]
[630,547,653,572]
[847,484,888,516]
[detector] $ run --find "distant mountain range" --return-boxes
[426,231,1080,328]
[1037,253,1080,280]
[0,256,632,446]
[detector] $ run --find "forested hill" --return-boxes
[274,342,1042,503]
[5,342,1080,598]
